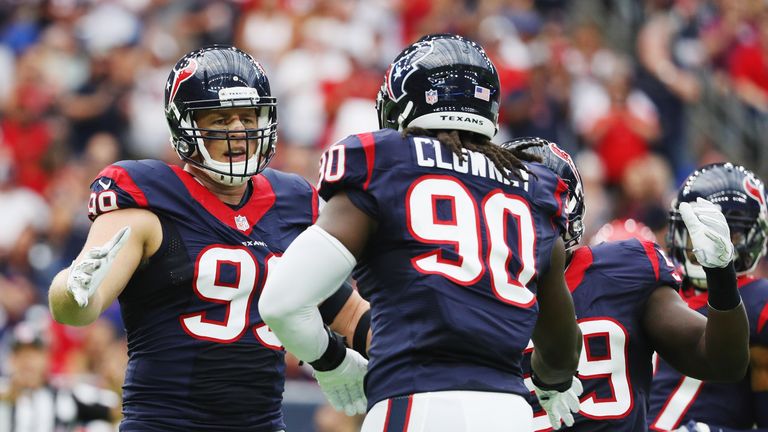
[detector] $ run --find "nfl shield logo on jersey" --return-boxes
[234,215,250,231]
[425,89,438,105]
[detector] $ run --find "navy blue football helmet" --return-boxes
[501,137,585,250]
[165,45,277,185]
[668,163,768,287]
[376,33,500,139]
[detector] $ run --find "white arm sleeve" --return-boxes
[258,225,357,362]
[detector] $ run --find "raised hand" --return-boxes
[679,197,734,268]
[67,226,131,307]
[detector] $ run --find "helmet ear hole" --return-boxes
[176,139,196,159]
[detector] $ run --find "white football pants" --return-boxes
[361,390,533,432]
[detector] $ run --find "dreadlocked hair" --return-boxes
[402,127,544,180]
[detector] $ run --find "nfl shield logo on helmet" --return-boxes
[234,215,250,231]
[425,89,438,105]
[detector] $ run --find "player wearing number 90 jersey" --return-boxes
[508,142,751,431]
[259,34,582,431]
[48,45,369,432]
[320,126,570,408]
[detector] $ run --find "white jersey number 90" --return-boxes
[406,176,537,307]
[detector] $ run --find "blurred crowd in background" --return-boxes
[1,0,768,430]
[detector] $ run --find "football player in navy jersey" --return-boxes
[259,33,582,431]
[47,45,370,432]
[648,163,768,432]
[505,140,750,431]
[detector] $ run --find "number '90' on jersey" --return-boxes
[88,160,319,431]
[317,129,568,409]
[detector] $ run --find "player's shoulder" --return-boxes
[334,128,409,155]
[516,160,569,219]
[591,237,651,257]
[738,276,768,311]
[258,168,317,223]
[590,238,677,284]
[94,159,174,185]
[523,160,558,181]
[259,167,314,196]
[372,128,407,146]
[524,160,564,190]
[339,128,402,147]
[740,276,768,292]
[106,159,172,174]
[89,160,177,219]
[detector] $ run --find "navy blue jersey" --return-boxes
[523,239,682,431]
[648,277,768,431]
[88,160,319,432]
[317,129,569,408]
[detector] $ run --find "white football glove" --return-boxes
[533,376,583,430]
[66,226,131,308]
[313,348,368,416]
[679,197,734,268]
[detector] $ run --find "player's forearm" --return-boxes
[531,297,582,384]
[329,292,371,357]
[259,225,357,362]
[701,302,749,380]
[701,265,749,381]
[530,241,581,384]
[48,269,102,326]
[531,323,582,385]
[263,302,330,363]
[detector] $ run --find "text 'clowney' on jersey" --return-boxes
[412,137,530,189]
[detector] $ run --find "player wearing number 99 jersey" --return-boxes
[508,141,751,431]
[260,34,582,431]
[48,45,370,432]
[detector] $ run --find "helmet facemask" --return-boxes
[563,178,585,250]
[730,212,768,274]
[668,208,768,288]
[667,209,708,288]
[174,102,277,186]
[376,85,399,131]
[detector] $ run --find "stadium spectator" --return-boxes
[0,320,119,431]
[583,58,661,185]
[636,0,703,183]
